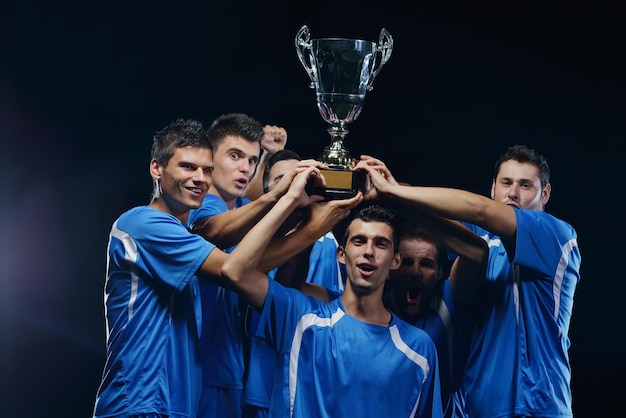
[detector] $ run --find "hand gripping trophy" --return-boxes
[295,25,393,199]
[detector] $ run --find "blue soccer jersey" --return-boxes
[385,280,474,418]
[306,231,345,291]
[244,233,346,411]
[462,208,581,417]
[187,194,250,405]
[93,206,215,418]
[256,279,443,418]
[243,276,277,413]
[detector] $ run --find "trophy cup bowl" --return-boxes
[296,25,393,199]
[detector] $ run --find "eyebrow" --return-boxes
[351,234,393,245]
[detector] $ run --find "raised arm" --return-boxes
[193,192,358,300]
[263,196,360,301]
[356,155,490,309]
[191,159,324,250]
[222,166,338,309]
[244,124,288,201]
[258,196,360,273]
[356,155,518,247]
[190,185,283,250]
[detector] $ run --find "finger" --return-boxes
[316,171,327,187]
[343,192,364,208]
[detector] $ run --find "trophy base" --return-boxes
[306,168,367,200]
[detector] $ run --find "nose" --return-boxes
[403,262,422,278]
[240,159,255,176]
[193,167,210,185]
[362,241,376,258]
[507,184,520,200]
[410,264,423,276]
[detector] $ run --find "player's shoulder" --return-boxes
[517,209,577,237]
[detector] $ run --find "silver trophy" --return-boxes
[296,24,393,199]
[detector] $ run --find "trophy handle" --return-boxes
[367,28,393,91]
[295,25,316,89]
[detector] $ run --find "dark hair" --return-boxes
[341,204,400,251]
[494,144,550,188]
[206,113,265,149]
[151,118,210,167]
[262,149,302,192]
[397,218,447,269]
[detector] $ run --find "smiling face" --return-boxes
[209,135,260,207]
[338,219,402,296]
[149,145,213,222]
[388,237,443,322]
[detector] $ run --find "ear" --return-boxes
[389,252,403,271]
[541,182,552,207]
[149,158,162,180]
[490,178,496,199]
[336,246,346,264]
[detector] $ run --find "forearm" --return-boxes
[383,184,516,238]
[401,207,488,263]
[222,194,300,283]
[259,221,325,273]
[194,192,280,249]
[258,194,356,272]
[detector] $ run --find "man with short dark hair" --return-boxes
[357,145,581,417]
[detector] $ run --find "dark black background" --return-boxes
[1,1,624,416]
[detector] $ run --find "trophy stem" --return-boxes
[320,122,354,169]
